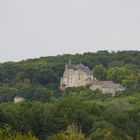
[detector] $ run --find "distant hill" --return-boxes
[0,50,139,86]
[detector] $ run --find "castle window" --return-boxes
[79,75,81,80]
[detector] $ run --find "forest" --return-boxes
[0,50,140,140]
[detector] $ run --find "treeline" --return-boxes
[0,50,139,86]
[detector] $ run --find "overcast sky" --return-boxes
[0,0,140,62]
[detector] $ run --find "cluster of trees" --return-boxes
[0,83,60,103]
[0,91,140,140]
[93,64,139,88]
[0,125,38,140]
[48,124,85,140]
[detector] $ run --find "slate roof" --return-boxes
[74,64,91,72]
[91,80,125,89]
[66,63,92,74]
[66,64,73,69]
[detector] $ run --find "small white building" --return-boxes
[14,96,25,103]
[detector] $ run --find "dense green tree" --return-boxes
[0,85,17,103]
[93,64,107,80]
[107,67,135,87]
[136,132,140,140]
[14,72,30,83]
[48,124,85,140]
[35,69,59,85]
[0,125,38,140]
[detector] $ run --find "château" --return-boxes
[60,60,94,88]
[60,60,125,96]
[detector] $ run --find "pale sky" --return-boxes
[0,0,140,62]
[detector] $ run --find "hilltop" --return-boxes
[0,50,140,140]
[0,50,140,86]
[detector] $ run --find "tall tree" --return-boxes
[93,64,107,80]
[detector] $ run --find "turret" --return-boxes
[68,58,72,65]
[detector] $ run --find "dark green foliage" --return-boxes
[93,64,107,80]
[0,91,139,139]
[0,85,17,103]
[35,69,59,85]
[0,125,38,140]
[48,124,85,140]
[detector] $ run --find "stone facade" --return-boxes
[90,80,125,96]
[60,60,94,88]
